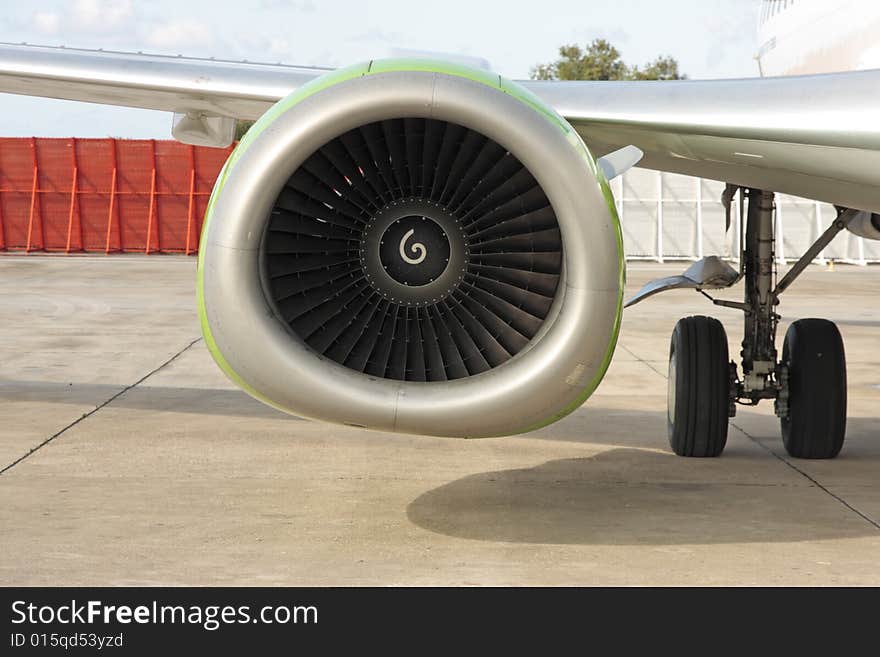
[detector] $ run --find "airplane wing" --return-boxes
[0,42,325,119]
[530,74,880,214]
[2,42,879,212]
[0,42,873,446]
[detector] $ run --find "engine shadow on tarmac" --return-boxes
[0,380,295,420]
[407,440,880,546]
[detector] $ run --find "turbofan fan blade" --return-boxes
[264,118,563,383]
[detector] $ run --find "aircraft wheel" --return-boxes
[780,319,846,459]
[667,316,730,457]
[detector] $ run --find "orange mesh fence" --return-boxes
[0,138,234,254]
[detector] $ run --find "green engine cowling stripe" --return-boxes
[196,61,373,408]
[196,157,283,410]
[513,166,626,435]
[196,58,625,432]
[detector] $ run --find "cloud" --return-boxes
[348,27,405,44]
[32,11,61,35]
[703,2,759,71]
[145,19,214,50]
[23,0,297,64]
[258,0,316,11]
[268,37,291,58]
[29,0,134,37]
[71,0,134,33]
[570,26,631,46]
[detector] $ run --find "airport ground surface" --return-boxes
[1,255,878,585]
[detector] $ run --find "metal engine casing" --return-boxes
[846,211,880,240]
[197,60,624,437]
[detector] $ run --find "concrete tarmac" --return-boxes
[1,255,878,585]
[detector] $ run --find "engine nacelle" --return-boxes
[847,211,880,240]
[197,60,623,437]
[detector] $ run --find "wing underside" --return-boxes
[2,42,879,212]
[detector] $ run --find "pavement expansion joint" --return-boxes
[731,419,880,533]
[0,337,203,477]
[617,342,667,378]
[619,339,880,533]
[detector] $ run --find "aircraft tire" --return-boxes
[780,319,846,459]
[667,316,730,457]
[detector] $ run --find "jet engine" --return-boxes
[197,60,624,437]
[846,211,880,240]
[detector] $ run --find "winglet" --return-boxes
[597,145,644,181]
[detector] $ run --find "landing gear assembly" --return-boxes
[628,188,855,459]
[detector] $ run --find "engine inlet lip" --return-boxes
[360,198,469,307]
[201,68,623,436]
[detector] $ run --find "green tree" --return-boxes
[235,120,254,141]
[630,55,685,81]
[530,39,686,81]
[531,39,628,81]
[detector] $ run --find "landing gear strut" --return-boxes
[663,189,854,458]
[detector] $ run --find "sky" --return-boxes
[0,0,762,138]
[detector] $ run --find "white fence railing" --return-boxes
[614,169,880,264]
